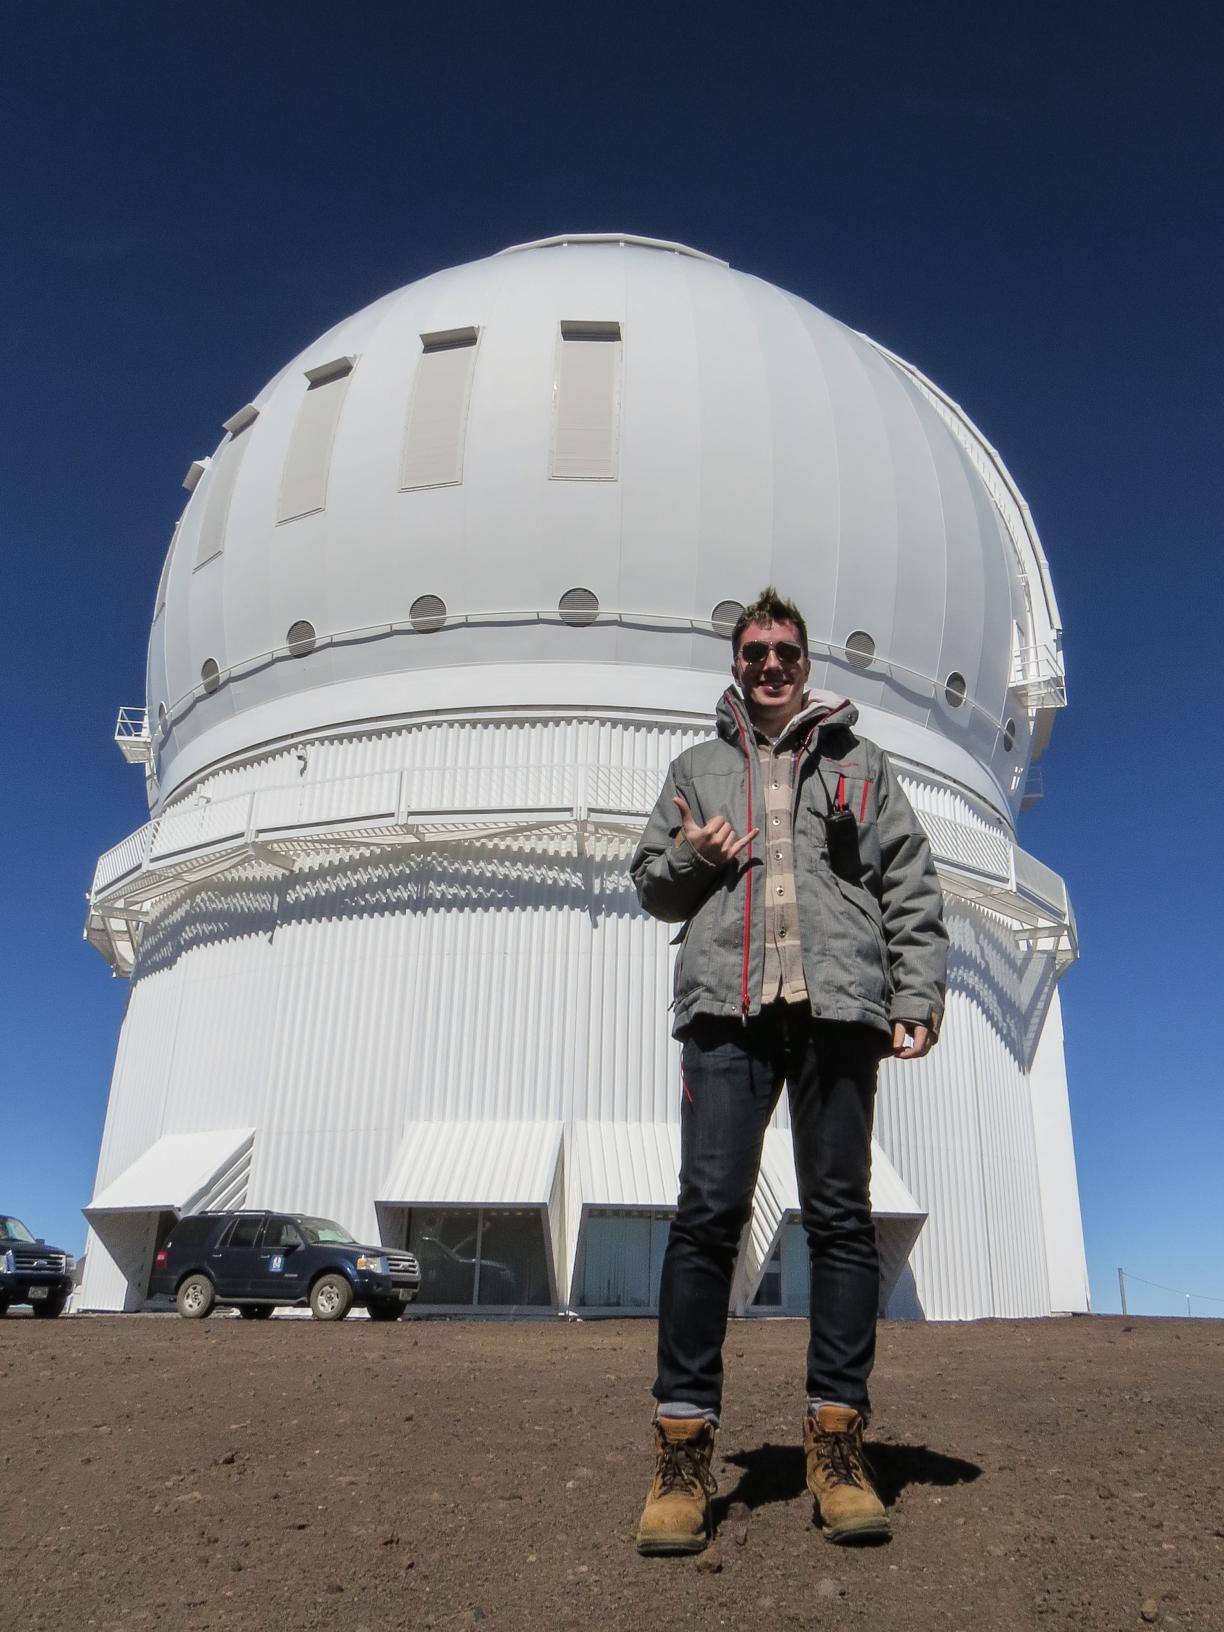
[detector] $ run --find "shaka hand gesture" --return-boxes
[673,793,759,867]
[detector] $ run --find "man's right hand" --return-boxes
[673,793,758,866]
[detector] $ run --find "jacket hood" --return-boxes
[715,686,858,749]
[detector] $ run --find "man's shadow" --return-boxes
[714,1440,981,1521]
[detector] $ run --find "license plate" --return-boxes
[396,1288,414,1301]
[28,1286,49,1300]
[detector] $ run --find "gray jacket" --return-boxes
[630,689,948,1039]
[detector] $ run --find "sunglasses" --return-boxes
[738,639,805,666]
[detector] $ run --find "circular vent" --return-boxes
[287,620,316,657]
[157,703,168,730]
[944,671,967,709]
[845,631,876,670]
[1003,717,1017,753]
[410,595,447,632]
[710,600,744,637]
[559,587,599,626]
[200,658,220,695]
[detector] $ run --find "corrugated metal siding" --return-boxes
[250,1127,397,1247]
[874,986,994,1318]
[873,899,1053,1319]
[1027,988,1090,1312]
[168,715,699,813]
[898,772,1012,878]
[87,966,187,1215]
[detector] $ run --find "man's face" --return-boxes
[732,618,811,723]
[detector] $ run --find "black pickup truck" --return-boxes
[0,1215,75,1318]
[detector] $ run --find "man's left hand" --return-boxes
[891,1022,934,1060]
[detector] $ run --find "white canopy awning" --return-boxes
[85,1128,255,1217]
[748,1128,927,1311]
[563,1119,682,1304]
[377,1120,564,1208]
[566,1119,681,1209]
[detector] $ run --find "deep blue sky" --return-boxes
[3,3,1221,1317]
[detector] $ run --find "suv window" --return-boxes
[263,1218,303,1251]
[222,1216,264,1250]
[298,1217,357,1245]
[167,1214,219,1249]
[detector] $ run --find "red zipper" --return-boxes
[730,700,755,1017]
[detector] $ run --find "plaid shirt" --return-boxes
[754,704,827,1006]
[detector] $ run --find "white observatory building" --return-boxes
[82,234,1088,1320]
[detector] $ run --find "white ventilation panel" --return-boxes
[278,361,355,523]
[400,328,479,490]
[195,421,254,568]
[552,321,622,480]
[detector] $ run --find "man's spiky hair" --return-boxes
[730,586,810,658]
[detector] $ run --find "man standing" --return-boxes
[630,587,947,1553]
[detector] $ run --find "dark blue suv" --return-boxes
[149,1210,420,1321]
[1,1215,75,1318]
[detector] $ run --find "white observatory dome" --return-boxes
[85,236,1084,1326]
[148,234,1062,815]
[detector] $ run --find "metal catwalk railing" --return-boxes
[86,762,1076,977]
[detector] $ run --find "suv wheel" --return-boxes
[32,1297,67,1319]
[367,1299,403,1322]
[238,1304,275,1320]
[309,1274,353,1322]
[176,1274,216,1320]
[0,1298,9,1318]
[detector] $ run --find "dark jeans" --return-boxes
[654,1005,885,1418]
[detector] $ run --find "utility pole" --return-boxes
[1118,1267,1128,1315]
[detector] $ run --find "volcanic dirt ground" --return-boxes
[0,1313,1221,1632]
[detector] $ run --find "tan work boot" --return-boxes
[636,1417,718,1555]
[803,1404,891,1544]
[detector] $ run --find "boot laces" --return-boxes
[656,1436,717,1499]
[811,1427,870,1490]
